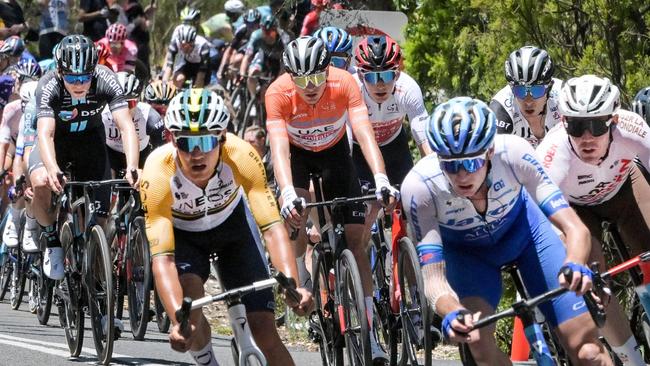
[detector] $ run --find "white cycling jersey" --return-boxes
[401,134,569,248]
[0,100,23,143]
[166,27,212,66]
[355,71,428,146]
[536,109,650,206]
[102,102,163,152]
[490,78,563,147]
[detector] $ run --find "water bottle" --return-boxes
[634,261,650,316]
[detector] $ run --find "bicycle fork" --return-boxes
[228,302,267,365]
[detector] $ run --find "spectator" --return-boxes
[0,0,28,39]
[300,0,343,36]
[78,0,111,41]
[38,0,69,59]
[125,0,155,72]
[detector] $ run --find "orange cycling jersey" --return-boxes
[265,67,370,152]
[140,134,281,257]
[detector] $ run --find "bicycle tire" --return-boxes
[0,245,15,301]
[127,217,151,341]
[240,97,258,138]
[36,251,53,325]
[59,221,84,357]
[368,235,393,363]
[398,237,431,366]
[230,84,248,134]
[340,248,372,365]
[86,225,115,365]
[153,285,170,333]
[10,249,26,310]
[310,244,344,366]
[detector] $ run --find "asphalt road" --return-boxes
[0,295,464,366]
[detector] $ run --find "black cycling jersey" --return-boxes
[35,65,127,140]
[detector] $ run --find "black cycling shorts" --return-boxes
[107,145,152,172]
[173,199,275,313]
[290,134,365,225]
[352,128,414,188]
[29,128,112,217]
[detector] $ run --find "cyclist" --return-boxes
[216,8,261,84]
[266,36,398,363]
[141,88,312,366]
[402,96,612,365]
[537,75,650,366]
[142,79,178,119]
[239,15,290,100]
[0,35,37,66]
[29,35,139,280]
[490,46,562,147]
[313,26,354,73]
[96,23,138,73]
[180,6,201,28]
[1,80,37,250]
[102,72,164,174]
[162,24,212,88]
[201,0,245,42]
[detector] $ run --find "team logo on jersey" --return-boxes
[58,108,78,121]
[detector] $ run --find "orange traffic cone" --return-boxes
[510,316,530,361]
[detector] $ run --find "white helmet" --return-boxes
[19,80,38,105]
[164,88,230,134]
[558,75,620,117]
[224,0,245,14]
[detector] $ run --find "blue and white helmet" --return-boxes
[313,27,353,55]
[426,97,497,158]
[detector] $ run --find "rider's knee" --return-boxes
[30,170,49,192]
[576,341,608,365]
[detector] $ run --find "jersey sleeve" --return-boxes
[403,80,429,145]
[490,99,514,134]
[343,73,370,127]
[224,135,282,232]
[15,118,24,156]
[505,135,570,217]
[35,71,58,119]
[145,107,165,147]
[616,110,650,170]
[0,103,15,143]
[264,78,290,142]
[401,169,445,267]
[140,147,176,257]
[166,37,178,68]
[96,66,128,112]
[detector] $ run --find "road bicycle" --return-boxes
[176,272,301,366]
[108,172,151,341]
[301,173,377,366]
[54,174,132,364]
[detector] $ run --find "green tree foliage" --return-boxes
[402,0,650,107]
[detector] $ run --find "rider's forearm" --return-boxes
[218,48,234,74]
[239,55,251,77]
[550,208,591,264]
[354,122,386,175]
[152,256,184,325]
[162,66,172,83]
[114,109,140,169]
[264,224,300,283]
[421,262,461,316]
[0,142,8,166]
[37,129,58,173]
[269,137,293,192]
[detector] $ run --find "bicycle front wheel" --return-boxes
[127,217,151,340]
[85,225,115,365]
[58,220,85,357]
[340,249,372,365]
[36,251,53,325]
[10,249,27,310]
[0,247,14,301]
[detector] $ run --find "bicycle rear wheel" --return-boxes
[36,252,53,325]
[86,225,115,365]
[230,84,248,135]
[310,244,344,366]
[369,237,393,363]
[58,221,85,357]
[127,217,151,340]
[398,237,433,366]
[340,249,372,365]
[10,249,26,310]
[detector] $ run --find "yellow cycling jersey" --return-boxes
[140,133,281,256]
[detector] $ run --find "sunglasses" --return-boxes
[361,70,397,85]
[330,56,349,69]
[439,153,488,174]
[511,84,548,100]
[62,73,93,85]
[175,134,220,153]
[293,71,327,89]
[564,116,613,137]
[127,99,138,109]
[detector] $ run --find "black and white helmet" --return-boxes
[177,25,197,44]
[282,36,330,76]
[505,46,554,85]
[116,72,142,99]
[558,75,620,118]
